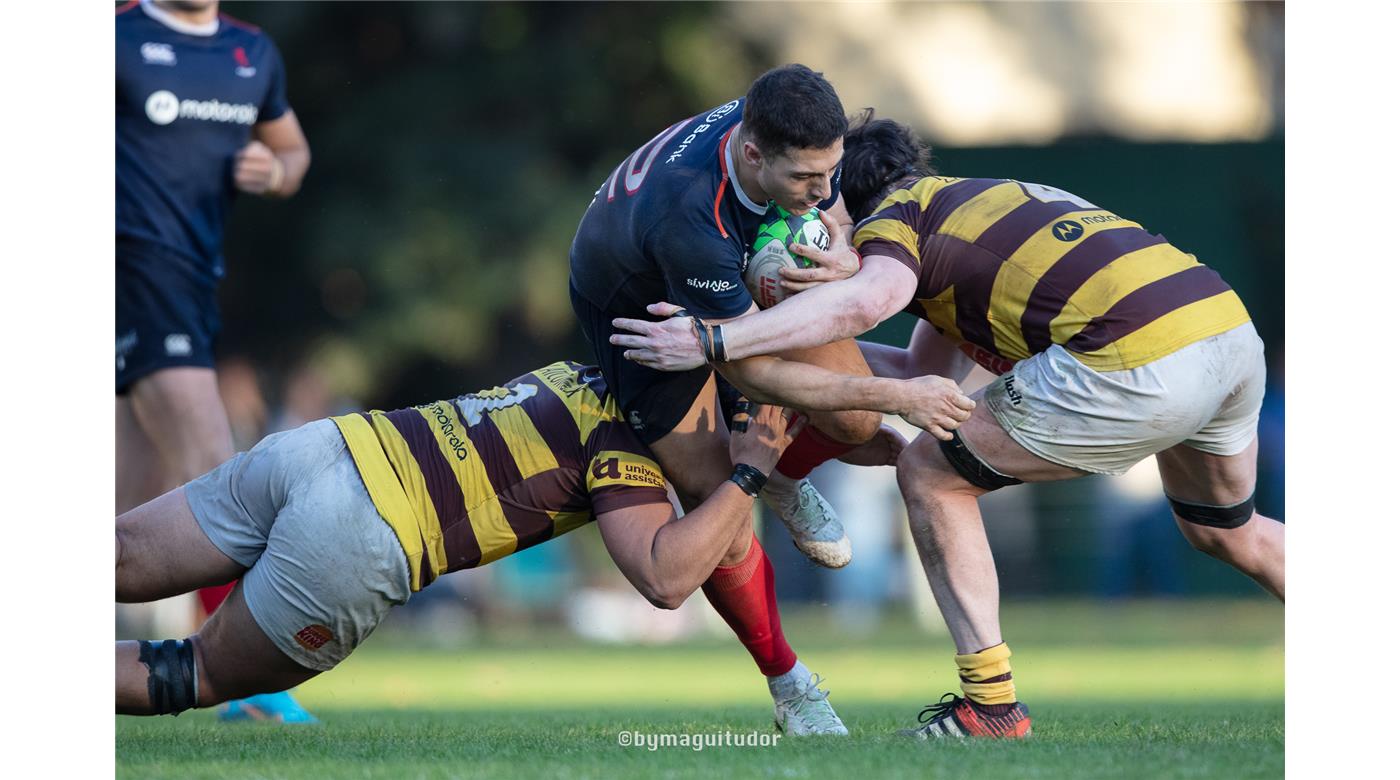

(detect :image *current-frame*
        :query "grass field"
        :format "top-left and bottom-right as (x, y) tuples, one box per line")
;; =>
(116, 599), (1283, 779)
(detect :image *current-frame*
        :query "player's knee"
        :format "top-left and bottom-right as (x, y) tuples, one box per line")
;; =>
(717, 529), (755, 568)
(896, 435), (957, 502)
(136, 638), (202, 715)
(1178, 515), (1260, 564)
(1170, 493), (1258, 560)
(115, 526), (135, 602)
(822, 408), (882, 445)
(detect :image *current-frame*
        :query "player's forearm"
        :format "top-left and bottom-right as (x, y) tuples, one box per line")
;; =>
(645, 483), (755, 607)
(268, 147), (311, 198)
(721, 355), (910, 416)
(723, 277), (883, 360)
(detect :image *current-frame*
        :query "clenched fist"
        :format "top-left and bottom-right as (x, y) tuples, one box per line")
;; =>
(233, 140), (285, 196)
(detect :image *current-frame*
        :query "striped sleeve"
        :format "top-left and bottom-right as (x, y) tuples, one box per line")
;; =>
(853, 199), (923, 275)
(585, 421), (669, 515)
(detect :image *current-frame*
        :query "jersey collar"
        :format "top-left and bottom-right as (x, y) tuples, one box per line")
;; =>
(722, 123), (768, 216)
(141, 0), (219, 37)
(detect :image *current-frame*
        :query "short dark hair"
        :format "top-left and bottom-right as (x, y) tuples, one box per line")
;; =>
(743, 64), (847, 156)
(840, 109), (935, 222)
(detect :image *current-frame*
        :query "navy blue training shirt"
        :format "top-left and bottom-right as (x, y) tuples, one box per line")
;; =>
(116, 0), (289, 282)
(569, 98), (842, 320)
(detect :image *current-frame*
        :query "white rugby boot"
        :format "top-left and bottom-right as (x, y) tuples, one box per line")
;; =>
(770, 666), (849, 736)
(760, 472), (851, 568)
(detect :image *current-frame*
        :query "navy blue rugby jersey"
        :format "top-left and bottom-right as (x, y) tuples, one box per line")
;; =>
(116, 0), (289, 281)
(569, 98), (842, 320)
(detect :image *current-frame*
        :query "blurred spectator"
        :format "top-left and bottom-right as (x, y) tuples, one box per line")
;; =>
(215, 356), (269, 451)
(1091, 466), (1187, 599)
(270, 362), (359, 433)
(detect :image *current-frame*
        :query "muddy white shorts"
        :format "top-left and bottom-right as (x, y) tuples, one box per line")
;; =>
(980, 323), (1266, 476)
(184, 419), (413, 671)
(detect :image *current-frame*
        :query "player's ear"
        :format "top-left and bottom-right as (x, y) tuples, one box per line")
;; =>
(742, 139), (767, 169)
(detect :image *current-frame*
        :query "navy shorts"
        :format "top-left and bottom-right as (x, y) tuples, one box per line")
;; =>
(116, 241), (221, 395)
(570, 284), (739, 445)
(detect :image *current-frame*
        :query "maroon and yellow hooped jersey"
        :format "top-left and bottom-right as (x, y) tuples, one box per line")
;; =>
(332, 362), (667, 591)
(852, 177), (1251, 374)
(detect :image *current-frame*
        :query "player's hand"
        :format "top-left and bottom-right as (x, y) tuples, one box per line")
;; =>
(233, 140), (286, 196)
(780, 209), (860, 291)
(897, 375), (977, 441)
(837, 423), (909, 467)
(729, 403), (806, 476)
(611, 303), (707, 371)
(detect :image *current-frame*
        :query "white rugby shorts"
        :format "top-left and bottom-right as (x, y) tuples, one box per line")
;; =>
(184, 419), (412, 671)
(980, 323), (1266, 476)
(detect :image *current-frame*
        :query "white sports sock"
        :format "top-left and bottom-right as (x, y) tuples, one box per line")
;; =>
(763, 470), (798, 497)
(767, 658), (811, 701)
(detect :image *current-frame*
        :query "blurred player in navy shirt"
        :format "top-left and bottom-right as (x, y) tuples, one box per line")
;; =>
(116, 0), (311, 723)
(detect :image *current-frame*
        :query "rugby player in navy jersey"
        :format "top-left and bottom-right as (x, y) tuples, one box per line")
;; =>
(613, 113), (1284, 739)
(116, 0), (311, 722)
(116, 363), (852, 734)
(570, 66), (969, 734)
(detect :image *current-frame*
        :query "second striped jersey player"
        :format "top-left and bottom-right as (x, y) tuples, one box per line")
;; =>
(115, 361), (853, 735)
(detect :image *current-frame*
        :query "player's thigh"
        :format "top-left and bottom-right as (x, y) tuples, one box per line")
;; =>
(233, 433), (413, 676)
(116, 487), (246, 603)
(896, 389), (1085, 509)
(116, 395), (168, 513)
(648, 372), (733, 508)
(943, 388), (1088, 483)
(1155, 437), (1259, 506)
(128, 366), (235, 475)
(775, 337), (880, 444)
(193, 580), (321, 705)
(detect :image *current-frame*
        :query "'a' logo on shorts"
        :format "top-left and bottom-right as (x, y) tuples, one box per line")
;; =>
(294, 624), (334, 651)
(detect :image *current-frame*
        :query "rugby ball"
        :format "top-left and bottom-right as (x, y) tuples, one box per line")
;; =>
(744, 205), (829, 309)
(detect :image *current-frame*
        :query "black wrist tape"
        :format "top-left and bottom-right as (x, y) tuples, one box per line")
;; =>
(729, 463), (767, 497)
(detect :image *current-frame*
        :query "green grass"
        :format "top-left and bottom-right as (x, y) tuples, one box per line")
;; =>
(116, 599), (1283, 779)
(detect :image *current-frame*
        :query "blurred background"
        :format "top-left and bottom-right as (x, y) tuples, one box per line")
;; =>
(119, 1), (1284, 646)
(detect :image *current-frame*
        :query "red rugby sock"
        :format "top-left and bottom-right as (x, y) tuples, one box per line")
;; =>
(702, 535), (797, 677)
(774, 424), (858, 480)
(197, 581), (236, 618)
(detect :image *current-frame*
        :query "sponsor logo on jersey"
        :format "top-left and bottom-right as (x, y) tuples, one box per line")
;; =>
(144, 90), (260, 126)
(293, 624), (334, 651)
(665, 101), (738, 165)
(959, 342), (1016, 375)
(537, 364), (588, 397)
(140, 42), (176, 66)
(164, 333), (192, 357)
(233, 46), (257, 78)
(1080, 214), (1124, 225)
(421, 401), (470, 460)
(1051, 219), (1084, 242)
(687, 277), (736, 293)
(706, 100), (740, 123)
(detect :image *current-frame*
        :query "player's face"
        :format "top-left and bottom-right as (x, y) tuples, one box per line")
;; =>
(755, 141), (844, 214)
